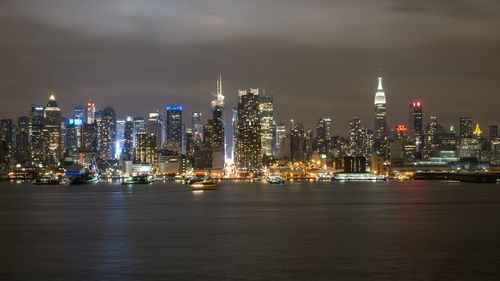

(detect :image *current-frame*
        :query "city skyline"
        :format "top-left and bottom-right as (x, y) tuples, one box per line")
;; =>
(1, 1), (500, 133)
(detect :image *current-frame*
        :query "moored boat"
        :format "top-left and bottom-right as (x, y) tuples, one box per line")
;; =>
(190, 177), (218, 190)
(32, 176), (61, 185)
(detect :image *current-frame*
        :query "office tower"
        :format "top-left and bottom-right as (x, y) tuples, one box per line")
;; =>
(211, 75), (225, 150)
(147, 112), (164, 149)
(74, 106), (85, 120)
(64, 119), (80, 152)
(235, 89), (262, 171)
(203, 119), (214, 148)
(122, 117), (134, 160)
(231, 108), (238, 161)
(395, 124), (409, 141)
(184, 128), (195, 161)
(86, 100), (96, 124)
(81, 122), (97, 152)
(191, 112), (203, 146)
(0, 119), (14, 165)
(259, 94), (275, 156)
(316, 118), (332, 155)
(16, 116), (30, 163)
(115, 117), (126, 159)
(290, 122), (305, 162)
(374, 77), (388, 155)
(166, 105), (183, 149)
(42, 94), (62, 164)
(29, 105), (45, 164)
(135, 132), (158, 165)
(408, 101), (423, 159)
(275, 123), (286, 152)
(491, 139), (500, 165)
(97, 106), (116, 162)
(349, 117), (371, 157)
(460, 116), (473, 139)
(489, 125), (498, 141)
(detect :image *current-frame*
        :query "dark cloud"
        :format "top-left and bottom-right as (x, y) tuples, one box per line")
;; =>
(0, 0), (499, 134)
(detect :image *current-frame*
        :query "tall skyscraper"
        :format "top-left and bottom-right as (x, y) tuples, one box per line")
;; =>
(235, 89), (262, 171)
(115, 117), (126, 158)
(409, 101), (424, 158)
(122, 116), (134, 160)
(460, 116), (473, 139)
(211, 75), (225, 169)
(0, 119), (14, 166)
(259, 94), (275, 156)
(489, 125), (498, 141)
(290, 121), (305, 162)
(211, 76), (225, 147)
(29, 104), (45, 165)
(86, 100), (96, 124)
(191, 112), (203, 146)
(97, 106), (116, 162)
(275, 122), (286, 152)
(166, 105), (183, 150)
(16, 116), (30, 163)
(374, 77), (388, 155)
(135, 132), (158, 166)
(43, 94), (62, 164)
(316, 117), (332, 155)
(147, 111), (164, 149)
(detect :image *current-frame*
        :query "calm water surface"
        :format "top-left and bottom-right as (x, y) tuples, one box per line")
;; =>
(1, 180), (500, 281)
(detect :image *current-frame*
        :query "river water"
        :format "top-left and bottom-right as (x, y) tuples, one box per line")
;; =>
(1, 180), (500, 280)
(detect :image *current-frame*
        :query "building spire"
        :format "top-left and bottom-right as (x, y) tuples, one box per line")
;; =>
(377, 77), (383, 90)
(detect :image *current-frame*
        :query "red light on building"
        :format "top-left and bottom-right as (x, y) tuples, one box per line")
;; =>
(395, 124), (408, 133)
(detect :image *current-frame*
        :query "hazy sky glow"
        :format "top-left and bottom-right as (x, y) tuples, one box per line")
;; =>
(1, 0), (499, 133)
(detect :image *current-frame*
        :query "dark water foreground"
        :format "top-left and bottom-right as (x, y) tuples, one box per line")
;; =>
(1, 180), (500, 281)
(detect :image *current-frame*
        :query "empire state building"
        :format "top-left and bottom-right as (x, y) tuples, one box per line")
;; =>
(374, 77), (388, 155)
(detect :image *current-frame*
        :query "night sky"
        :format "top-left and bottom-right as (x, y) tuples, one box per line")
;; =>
(0, 0), (499, 134)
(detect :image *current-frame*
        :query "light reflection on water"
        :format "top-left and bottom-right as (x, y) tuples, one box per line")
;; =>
(1, 180), (500, 281)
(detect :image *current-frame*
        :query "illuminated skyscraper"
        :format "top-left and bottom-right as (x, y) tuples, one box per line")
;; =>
(16, 116), (30, 163)
(409, 101), (423, 158)
(211, 75), (225, 150)
(29, 104), (44, 164)
(316, 117), (332, 155)
(235, 89), (262, 171)
(86, 100), (96, 124)
(460, 116), (473, 139)
(147, 111), (164, 149)
(259, 94), (275, 156)
(135, 132), (158, 166)
(97, 106), (116, 162)
(275, 123), (286, 152)
(122, 116), (134, 160)
(0, 119), (14, 165)
(166, 105), (183, 150)
(191, 112), (203, 146)
(489, 125), (498, 142)
(374, 77), (388, 155)
(43, 94), (62, 164)
(211, 75), (225, 169)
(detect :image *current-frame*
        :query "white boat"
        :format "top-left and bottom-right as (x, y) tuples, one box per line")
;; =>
(190, 179), (218, 190)
(266, 176), (285, 184)
(442, 180), (460, 183)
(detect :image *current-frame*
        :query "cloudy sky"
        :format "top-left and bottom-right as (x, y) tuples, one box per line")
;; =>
(0, 0), (499, 134)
